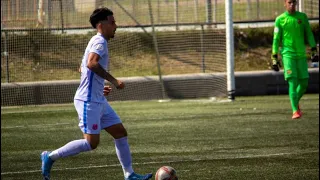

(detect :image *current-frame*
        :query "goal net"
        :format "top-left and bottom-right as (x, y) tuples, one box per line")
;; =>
(1, 0), (318, 106)
(298, 0), (319, 19)
(1, 0), (229, 106)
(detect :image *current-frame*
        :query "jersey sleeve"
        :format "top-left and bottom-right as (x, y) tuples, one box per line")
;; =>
(303, 13), (316, 48)
(89, 39), (106, 58)
(272, 17), (282, 54)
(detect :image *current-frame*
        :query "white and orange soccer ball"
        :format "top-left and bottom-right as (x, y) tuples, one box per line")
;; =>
(155, 166), (178, 180)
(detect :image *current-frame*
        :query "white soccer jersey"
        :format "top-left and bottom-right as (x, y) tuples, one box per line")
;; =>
(74, 33), (109, 103)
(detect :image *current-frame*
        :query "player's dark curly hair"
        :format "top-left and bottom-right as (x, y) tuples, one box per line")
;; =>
(89, 7), (113, 29)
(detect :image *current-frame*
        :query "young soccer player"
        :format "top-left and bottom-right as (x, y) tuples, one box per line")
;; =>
(40, 7), (153, 180)
(271, 0), (318, 119)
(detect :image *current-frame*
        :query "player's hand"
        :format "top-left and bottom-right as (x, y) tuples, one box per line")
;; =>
(311, 47), (319, 62)
(271, 54), (281, 72)
(103, 85), (112, 96)
(116, 80), (125, 89)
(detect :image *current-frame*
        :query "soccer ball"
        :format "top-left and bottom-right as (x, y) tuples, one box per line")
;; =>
(155, 166), (178, 180)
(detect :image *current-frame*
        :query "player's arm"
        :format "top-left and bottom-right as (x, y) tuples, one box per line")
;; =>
(303, 14), (316, 48)
(272, 18), (282, 55)
(271, 17), (282, 71)
(303, 14), (318, 62)
(87, 52), (124, 89)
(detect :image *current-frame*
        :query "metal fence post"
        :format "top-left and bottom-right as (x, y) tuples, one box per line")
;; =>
(194, 0), (199, 22)
(148, 0), (166, 100)
(157, 0), (160, 23)
(246, 0), (252, 20)
(206, 0), (212, 24)
(214, 0), (217, 22)
(310, 0), (313, 17)
(256, 0), (260, 19)
(132, 0), (136, 16)
(200, 25), (205, 73)
(298, 0), (304, 12)
(174, 0), (179, 30)
(48, 0), (52, 28)
(3, 31), (10, 83)
(59, 0), (64, 33)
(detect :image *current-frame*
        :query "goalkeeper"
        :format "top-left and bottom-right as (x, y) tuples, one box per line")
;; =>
(271, 0), (318, 119)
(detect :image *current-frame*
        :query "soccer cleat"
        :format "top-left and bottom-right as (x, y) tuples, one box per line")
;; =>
(292, 111), (301, 119)
(298, 105), (302, 115)
(41, 151), (54, 180)
(125, 172), (153, 180)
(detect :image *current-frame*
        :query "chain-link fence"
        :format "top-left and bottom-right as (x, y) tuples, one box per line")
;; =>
(1, 0), (319, 105)
(2, 0), (319, 29)
(1, 0), (318, 82)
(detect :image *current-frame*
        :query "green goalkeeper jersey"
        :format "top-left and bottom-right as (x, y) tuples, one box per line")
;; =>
(272, 11), (316, 57)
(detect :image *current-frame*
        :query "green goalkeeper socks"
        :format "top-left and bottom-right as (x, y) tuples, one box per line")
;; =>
(287, 78), (309, 113)
(296, 78), (308, 103)
(287, 77), (299, 113)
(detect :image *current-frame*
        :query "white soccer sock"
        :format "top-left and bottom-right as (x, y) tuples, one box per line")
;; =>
(114, 136), (134, 178)
(49, 139), (92, 161)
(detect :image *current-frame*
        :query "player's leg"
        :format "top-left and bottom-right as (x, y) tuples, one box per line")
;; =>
(102, 102), (152, 180)
(297, 79), (309, 100)
(47, 133), (98, 159)
(105, 124), (133, 177)
(41, 100), (102, 179)
(282, 56), (300, 119)
(287, 77), (300, 116)
(49, 100), (103, 158)
(296, 78), (308, 113)
(296, 56), (310, 114)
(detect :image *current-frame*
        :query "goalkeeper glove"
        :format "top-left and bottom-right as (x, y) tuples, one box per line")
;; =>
(271, 54), (281, 72)
(311, 47), (318, 62)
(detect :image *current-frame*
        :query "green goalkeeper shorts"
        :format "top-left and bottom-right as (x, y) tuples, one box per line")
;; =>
(282, 56), (309, 80)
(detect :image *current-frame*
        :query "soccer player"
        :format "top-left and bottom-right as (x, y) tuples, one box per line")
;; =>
(271, 0), (318, 119)
(40, 7), (153, 180)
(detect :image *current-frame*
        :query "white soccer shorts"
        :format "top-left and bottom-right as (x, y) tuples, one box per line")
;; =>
(74, 99), (122, 134)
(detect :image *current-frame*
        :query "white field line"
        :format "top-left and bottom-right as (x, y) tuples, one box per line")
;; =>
(1, 123), (72, 129)
(1, 109), (73, 114)
(1, 150), (318, 175)
(0, 109), (306, 129)
(0, 114), (218, 129)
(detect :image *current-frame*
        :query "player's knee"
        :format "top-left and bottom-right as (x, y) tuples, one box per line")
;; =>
(122, 128), (128, 137)
(89, 141), (99, 149)
(105, 123), (128, 139)
(84, 134), (100, 150)
(301, 79), (309, 87)
(113, 128), (128, 139)
(120, 126), (128, 137)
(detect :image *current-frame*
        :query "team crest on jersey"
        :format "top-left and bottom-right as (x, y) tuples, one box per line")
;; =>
(95, 44), (104, 51)
(297, 19), (302, 24)
(92, 124), (98, 130)
(287, 69), (292, 75)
